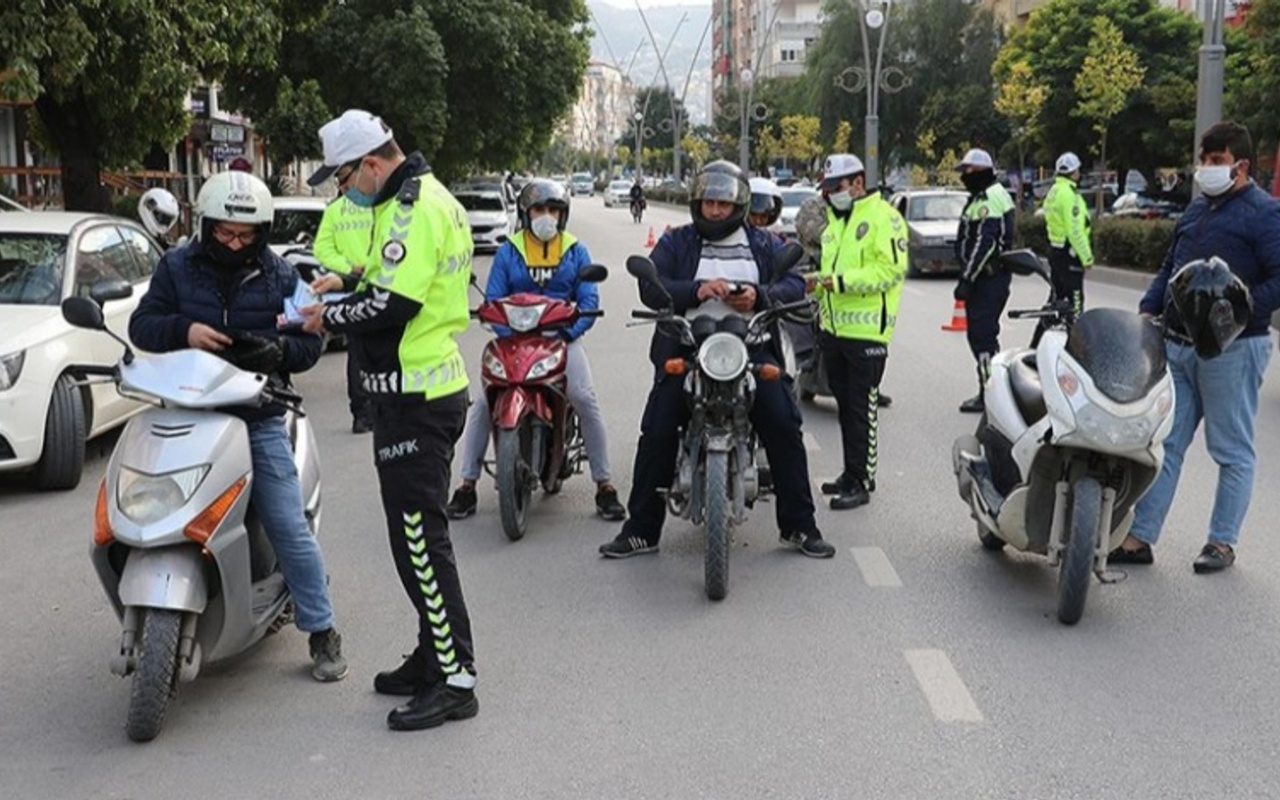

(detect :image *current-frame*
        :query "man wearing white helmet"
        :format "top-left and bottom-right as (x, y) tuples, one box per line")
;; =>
(1043, 151), (1093, 321)
(747, 176), (784, 231)
(953, 148), (1016, 413)
(129, 171), (348, 684)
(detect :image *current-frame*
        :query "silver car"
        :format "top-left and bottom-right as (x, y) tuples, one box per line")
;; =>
(888, 189), (968, 277)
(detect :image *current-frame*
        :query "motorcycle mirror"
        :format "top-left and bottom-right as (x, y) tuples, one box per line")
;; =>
(626, 255), (661, 284)
(999, 249), (1049, 280)
(776, 242), (806, 273)
(579, 263), (609, 283)
(90, 277), (134, 305)
(61, 296), (106, 330)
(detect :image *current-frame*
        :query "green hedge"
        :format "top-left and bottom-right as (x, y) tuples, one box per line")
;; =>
(1016, 214), (1175, 272)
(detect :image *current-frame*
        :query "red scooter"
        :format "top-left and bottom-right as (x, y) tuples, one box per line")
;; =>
(474, 264), (607, 540)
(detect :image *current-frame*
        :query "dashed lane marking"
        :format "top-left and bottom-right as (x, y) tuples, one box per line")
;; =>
(851, 546), (902, 587)
(904, 649), (984, 723)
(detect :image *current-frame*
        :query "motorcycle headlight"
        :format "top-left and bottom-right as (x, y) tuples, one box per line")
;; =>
(697, 332), (749, 381)
(1074, 404), (1157, 450)
(482, 348), (507, 380)
(0, 350), (25, 391)
(117, 465), (210, 525)
(504, 302), (547, 333)
(527, 350), (564, 380)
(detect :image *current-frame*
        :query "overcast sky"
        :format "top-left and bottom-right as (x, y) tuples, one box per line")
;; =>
(606, 0), (712, 7)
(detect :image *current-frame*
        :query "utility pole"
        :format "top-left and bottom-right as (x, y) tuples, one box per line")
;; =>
(1193, 0), (1226, 175)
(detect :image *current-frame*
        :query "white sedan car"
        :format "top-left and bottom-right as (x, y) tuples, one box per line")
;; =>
(268, 196), (329, 256)
(454, 190), (515, 253)
(603, 180), (633, 208)
(0, 212), (161, 489)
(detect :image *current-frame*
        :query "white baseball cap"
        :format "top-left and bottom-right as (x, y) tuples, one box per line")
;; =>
(307, 109), (395, 187)
(958, 148), (994, 170)
(819, 153), (865, 190)
(1055, 152), (1082, 175)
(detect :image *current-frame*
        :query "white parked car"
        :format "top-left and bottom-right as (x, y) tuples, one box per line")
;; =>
(604, 180), (633, 208)
(268, 196), (330, 256)
(777, 187), (819, 241)
(453, 190), (515, 253)
(0, 212), (162, 489)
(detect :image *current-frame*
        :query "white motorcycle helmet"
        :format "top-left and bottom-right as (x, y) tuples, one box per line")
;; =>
(194, 171), (275, 245)
(138, 187), (180, 239)
(748, 177), (784, 226)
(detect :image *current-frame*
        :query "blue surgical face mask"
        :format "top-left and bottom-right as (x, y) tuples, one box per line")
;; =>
(344, 164), (378, 208)
(530, 214), (560, 242)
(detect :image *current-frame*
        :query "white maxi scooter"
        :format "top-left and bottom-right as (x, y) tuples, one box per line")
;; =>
(952, 250), (1174, 625)
(62, 286), (321, 742)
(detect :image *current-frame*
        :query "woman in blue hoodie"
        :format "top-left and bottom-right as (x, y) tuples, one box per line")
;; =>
(445, 180), (625, 521)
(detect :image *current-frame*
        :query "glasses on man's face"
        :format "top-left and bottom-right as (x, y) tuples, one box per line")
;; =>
(335, 159), (364, 191)
(212, 225), (258, 246)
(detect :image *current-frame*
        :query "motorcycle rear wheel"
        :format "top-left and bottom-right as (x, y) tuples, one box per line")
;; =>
(705, 450), (731, 601)
(497, 425), (532, 541)
(126, 608), (183, 742)
(1058, 477), (1101, 625)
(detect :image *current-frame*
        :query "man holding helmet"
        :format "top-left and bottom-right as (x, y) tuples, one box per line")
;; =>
(599, 160), (832, 559)
(128, 171), (348, 683)
(445, 179), (626, 522)
(1111, 121), (1280, 572)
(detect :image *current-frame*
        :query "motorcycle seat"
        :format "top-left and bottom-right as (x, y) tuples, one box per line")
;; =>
(1010, 354), (1046, 424)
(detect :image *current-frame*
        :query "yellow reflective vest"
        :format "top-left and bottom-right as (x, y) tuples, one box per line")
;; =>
(1043, 175), (1093, 266)
(816, 193), (908, 344)
(314, 195), (374, 275)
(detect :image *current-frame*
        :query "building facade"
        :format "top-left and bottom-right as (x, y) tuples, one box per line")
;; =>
(565, 60), (635, 156)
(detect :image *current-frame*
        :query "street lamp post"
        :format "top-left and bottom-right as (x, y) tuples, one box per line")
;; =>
(1193, 0), (1227, 173)
(738, 67), (754, 174)
(854, 0), (892, 189)
(633, 111), (645, 181)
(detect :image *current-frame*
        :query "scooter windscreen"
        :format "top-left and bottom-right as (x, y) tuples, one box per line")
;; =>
(1064, 308), (1167, 403)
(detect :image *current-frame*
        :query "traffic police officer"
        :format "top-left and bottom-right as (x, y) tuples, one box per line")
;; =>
(810, 153), (907, 510)
(301, 109), (479, 732)
(1042, 151), (1093, 320)
(312, 194), (375, 433)
(953, 148), (1016, 413)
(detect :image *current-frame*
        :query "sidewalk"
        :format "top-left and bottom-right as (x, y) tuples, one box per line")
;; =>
(1086, 264), (1154, 292)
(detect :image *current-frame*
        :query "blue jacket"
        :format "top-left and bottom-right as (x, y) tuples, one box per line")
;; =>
(129, 241), (323, 419)
(640, 222), (804, 368)
(1139, 182), (1280, 339)
(486, 231), (598, 342)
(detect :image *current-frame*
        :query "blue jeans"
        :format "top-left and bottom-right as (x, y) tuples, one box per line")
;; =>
(248, 418), (335, 632)
(1131, 336), (1272, 548)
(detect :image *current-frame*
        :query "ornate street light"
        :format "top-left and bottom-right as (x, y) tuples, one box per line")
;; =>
(833, 0), (910, 189)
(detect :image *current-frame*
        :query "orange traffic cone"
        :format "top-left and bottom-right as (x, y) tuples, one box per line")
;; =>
(941, 299), (968, 332)
(645, 226), (656, 247)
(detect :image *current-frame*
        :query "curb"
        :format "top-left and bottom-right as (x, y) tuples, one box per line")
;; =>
(1085, 265), (1154, 292)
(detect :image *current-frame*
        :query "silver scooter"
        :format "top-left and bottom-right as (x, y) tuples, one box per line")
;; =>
(62, 285), (321, 742)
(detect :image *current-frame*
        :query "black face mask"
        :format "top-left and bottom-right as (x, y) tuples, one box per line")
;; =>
(961, 169), (997, 196)
(204, 237), (259, 270)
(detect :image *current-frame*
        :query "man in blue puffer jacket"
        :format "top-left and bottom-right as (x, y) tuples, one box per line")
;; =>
(129, 172), (347, 681)
(1109, 122), (1280, 573)
(445, 179), (626, 521)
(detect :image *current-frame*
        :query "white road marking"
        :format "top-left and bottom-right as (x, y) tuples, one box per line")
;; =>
(904, 649), (984, 723)
(850, 546), (902, 587)
(902, 284), (927, 297)
(803, 431), (821, 452)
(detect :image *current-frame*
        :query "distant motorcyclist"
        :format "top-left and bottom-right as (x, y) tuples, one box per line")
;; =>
(599, 160), (834, 560)
(629, 179), (646, 220)
(128, 171), (348, 683)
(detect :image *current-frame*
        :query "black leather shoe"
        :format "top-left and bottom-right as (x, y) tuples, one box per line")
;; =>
(877, 393), (893, 408)
(1107, 543), (1153, 565)
(830, 486), (870, 510)
(351, 415), (373, 434)
(374, 650), (435, 696)
(959, 395), (985, 413)
(387, 684), (479, 731)
(821, 475), (852, 495)
(1193, 543), (1235, 573)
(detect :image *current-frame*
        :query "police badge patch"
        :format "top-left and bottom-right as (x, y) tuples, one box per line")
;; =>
(382, 240), (406, 264)
(856, 222), (870, 240)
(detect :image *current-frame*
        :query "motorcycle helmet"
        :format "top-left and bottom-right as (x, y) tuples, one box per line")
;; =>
(748, 177), (783, 227)
(516, 179), (571, 232)
(688, 160), (750, 241)
(194, 171), (274, 247)
(138, 188), (180, 238)
(1167, 256), (1252, 359)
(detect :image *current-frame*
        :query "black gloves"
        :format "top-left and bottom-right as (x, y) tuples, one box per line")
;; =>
(223, 331), (285, 374)
(953, 280), (972, 302)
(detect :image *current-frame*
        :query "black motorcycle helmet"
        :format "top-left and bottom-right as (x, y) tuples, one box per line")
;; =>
(1166, 256), (1252, 359)
(517, 179), (571, 231)
(688, 160), (750, 241)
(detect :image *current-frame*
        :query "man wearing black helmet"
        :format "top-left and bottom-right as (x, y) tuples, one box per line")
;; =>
(1111, 121), (1280, 573)
(599, 160), (833, 560)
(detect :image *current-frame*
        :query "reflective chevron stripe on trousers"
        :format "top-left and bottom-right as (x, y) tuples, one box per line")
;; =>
(371, 390), (476, 685)
(820, 332), (887, 490)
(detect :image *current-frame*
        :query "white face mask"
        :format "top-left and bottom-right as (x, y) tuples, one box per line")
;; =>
(828, 190), (853, 212)
(1195, 163), (1236, 197)
(530, 214), (560, 242)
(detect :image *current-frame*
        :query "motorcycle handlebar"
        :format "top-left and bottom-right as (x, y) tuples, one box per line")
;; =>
(1008, 308), (1059, 320)
(631, 309), (668, 320)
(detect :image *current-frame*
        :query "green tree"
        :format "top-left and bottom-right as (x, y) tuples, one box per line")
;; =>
(0, 1), (314, 210)
(832, 120), (853, 154)
(778, 115), (824, 173)
(994, 60), (1047, 178)
(680, 134), (710, 171)
(1224, 0), (1280, 160)
(1073, 16), (1145, 211)
(254, 78), (330, 167)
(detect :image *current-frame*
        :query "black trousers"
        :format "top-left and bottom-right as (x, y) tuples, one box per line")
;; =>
(371, 390), (474, 680)
(621, 354), (819, 542)
(820, 333), (887, 488)
(346, 347), (370, 420)
(1049, 247), (1085, 321)
(965, 269), (1012, 360)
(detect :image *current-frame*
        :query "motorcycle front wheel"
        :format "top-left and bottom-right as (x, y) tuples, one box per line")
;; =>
(496, 425), (533, 541)
(1058, 476), (1101, 625)
(705, 450), (731, 601)
(126, 608), (183, 742)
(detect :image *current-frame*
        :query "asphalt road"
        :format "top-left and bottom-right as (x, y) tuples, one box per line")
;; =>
(4, 198), (1280, 799)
